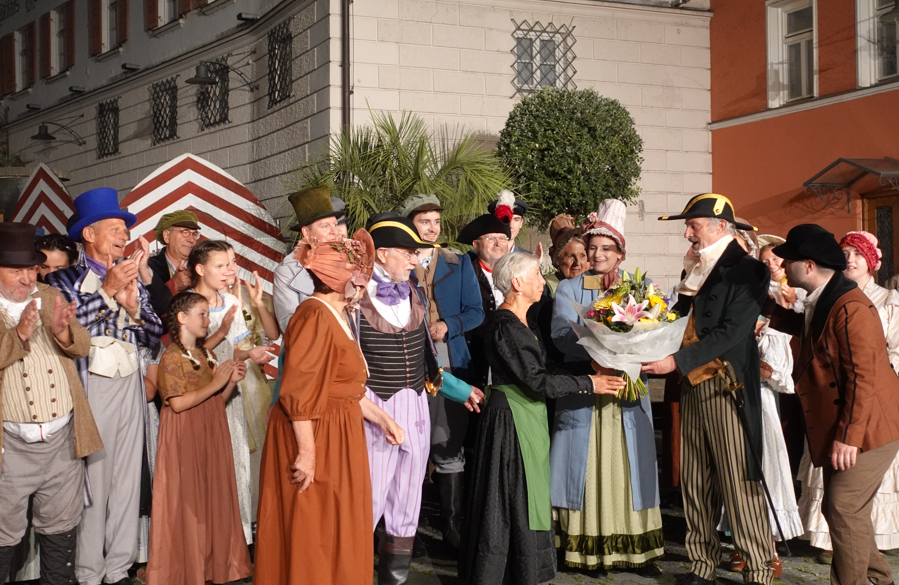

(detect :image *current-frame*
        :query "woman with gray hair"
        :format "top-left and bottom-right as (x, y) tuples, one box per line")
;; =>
(459, 252), (626, 585)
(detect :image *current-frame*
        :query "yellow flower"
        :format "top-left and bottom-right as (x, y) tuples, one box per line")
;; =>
(666, 312), (677, 322)
(594, 293), (624, 311)
(648, 295), (666, 312)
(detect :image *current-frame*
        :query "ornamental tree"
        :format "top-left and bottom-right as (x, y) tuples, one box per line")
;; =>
(496, 87), (643, 230)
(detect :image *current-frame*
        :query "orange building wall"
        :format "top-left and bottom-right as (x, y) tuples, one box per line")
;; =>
(817, 0), (857, 96)
(711, 89), (899, 239)
(710, 0), (857, 122)
(710, 0), (768, 121)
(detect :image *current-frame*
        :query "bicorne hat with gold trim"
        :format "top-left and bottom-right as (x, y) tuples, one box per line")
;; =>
(659, 193), (755, 231)
(367, 213), (440, 249)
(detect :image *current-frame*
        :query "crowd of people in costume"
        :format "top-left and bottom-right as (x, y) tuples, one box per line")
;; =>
(0, 184), (898, 585)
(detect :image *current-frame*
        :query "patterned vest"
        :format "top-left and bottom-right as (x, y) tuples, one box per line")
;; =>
(359, 309), (428, 401)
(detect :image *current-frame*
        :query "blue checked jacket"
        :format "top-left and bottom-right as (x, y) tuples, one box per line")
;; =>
(47, 254), (163, 375)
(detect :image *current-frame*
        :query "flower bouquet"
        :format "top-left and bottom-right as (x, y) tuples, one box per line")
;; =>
(569, 268), (690, 400)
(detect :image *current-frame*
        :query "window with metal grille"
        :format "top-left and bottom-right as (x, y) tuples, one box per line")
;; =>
(151, 77), (178, 144)
(0, 0), (19, 23)
(268, 18), (292, 108)
(96, 97), (120, 158)
(197, 60), (229, 130)
(511, 20), (576, 96)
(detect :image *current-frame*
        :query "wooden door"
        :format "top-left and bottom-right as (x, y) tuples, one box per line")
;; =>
(864, 194), (899, 284)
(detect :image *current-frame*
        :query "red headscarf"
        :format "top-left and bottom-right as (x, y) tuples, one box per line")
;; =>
(839, 231), (882, 274)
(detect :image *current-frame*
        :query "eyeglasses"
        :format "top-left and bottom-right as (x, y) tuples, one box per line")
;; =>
(393, 249), (420, 261)
(478, 235), (510, 245)
(172, 228), (201, 241)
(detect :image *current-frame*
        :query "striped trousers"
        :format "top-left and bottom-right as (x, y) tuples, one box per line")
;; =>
(681, 377), (774, 585)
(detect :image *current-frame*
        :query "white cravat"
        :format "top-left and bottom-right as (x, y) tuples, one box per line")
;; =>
(802, 278), (831, 334)
(0, 288), (40, 322)
(676, 235), (734, 296)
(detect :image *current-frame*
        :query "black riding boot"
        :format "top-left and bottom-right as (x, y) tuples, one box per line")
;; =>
(37, 527), (77, 585)
(377, 533), (414, 585)
(0, 544), (15, 584)
(436, 472), (464, 550)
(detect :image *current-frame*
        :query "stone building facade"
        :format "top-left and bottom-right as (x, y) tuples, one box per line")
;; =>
(0, 0), (711, 289)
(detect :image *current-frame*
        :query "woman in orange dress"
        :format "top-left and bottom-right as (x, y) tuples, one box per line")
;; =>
(146, 292), (252, 585)
(255, 229), (405, 585)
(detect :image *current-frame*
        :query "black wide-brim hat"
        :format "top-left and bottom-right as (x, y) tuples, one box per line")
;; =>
(288, 185), (341, 231)
(772, 224), (847, 271)
(659, 193), (755, 231)
(368, 215), (439, 249)
(0, 223), (46, 267)
(457, 214), (512, 246)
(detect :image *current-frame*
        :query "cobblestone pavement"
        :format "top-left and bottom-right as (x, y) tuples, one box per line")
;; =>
(403, 493), (899, 585)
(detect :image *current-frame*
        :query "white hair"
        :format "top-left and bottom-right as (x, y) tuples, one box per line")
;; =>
(493, 252), (539, 296)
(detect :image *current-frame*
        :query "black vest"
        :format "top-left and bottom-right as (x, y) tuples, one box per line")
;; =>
(359, 311), (428, 401)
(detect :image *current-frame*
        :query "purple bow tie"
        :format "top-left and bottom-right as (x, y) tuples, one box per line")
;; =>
(372, 272), (411, 306)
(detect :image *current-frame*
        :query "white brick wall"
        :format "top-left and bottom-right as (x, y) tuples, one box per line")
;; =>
(348, 0), (711, 290)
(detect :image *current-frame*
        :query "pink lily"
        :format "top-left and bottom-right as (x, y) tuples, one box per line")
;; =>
(610, 295), (653, 326)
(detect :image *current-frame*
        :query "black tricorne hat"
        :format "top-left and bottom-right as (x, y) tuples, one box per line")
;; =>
(772, 224), (847, 271)
(367, 214), (439, 249)
(457, 214), (512, 246)
(1, 223), (46, 267)
(659, 193), (755, 231)
(488, 195), (528, 217)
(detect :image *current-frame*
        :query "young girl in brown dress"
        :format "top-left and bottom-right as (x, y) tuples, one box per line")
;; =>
(145, 292), (252, 585)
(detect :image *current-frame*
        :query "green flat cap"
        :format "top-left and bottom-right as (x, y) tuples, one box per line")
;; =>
(154, 210), (200, 243)
(400, 193), (443, 218)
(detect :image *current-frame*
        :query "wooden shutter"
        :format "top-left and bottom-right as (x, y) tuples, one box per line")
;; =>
(145, 0), (158, 31)
(1, 34), (14, 95)
(39, 12), (51, 78)
(64, 1), (75, 67)
(88, 0), (101, 56)
(117, 0), (128, 44)
(179, 0), (190, 16)
(24, 22), (35, 87)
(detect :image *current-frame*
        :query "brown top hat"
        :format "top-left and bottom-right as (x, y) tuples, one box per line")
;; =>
(0, 223), (46, 267)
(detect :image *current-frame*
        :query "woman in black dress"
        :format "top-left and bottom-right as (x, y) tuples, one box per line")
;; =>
(458, 252), (626, 585)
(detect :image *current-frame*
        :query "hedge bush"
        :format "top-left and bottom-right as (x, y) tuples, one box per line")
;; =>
(496, 87), (643, 230)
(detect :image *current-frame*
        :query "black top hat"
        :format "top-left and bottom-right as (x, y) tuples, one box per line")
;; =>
(457, 214), (512, 246)
(659, 193), (755, 231)
(0, 223), (46, 267)
(368, 214), (439, 249)
(772, 224), (847, 271)
(488, 196), (529, 217)
(288, 186), (340, 231)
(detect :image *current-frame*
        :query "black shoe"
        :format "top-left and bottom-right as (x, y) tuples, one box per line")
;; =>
(636, 563), (663, 577)
(581, 565), (607, 579)
(435, 472), (464, 551)
(681, 573), (716, 585)
(377, 534), (415, 585)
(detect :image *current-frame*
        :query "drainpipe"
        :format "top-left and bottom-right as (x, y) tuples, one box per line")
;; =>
(341, 0), (351, 132)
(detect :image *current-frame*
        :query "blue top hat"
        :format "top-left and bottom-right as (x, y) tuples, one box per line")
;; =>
(68, 188), (137, 243)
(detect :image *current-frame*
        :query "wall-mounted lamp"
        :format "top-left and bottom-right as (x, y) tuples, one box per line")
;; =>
(26, 104), (42, 111)
(186, 60), (258, 91)
(121, 63), (141, 72)
(237, 13), (259, 22)
(68, 86), (86, 94)
(30, 114), (86, 146)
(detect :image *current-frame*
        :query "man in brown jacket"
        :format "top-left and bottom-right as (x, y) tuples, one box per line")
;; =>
(0, 223), (100, 585)
(768, 224), (899, 585)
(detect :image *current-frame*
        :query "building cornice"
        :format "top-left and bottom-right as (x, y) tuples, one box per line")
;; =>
(709, 80), (899, 131)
